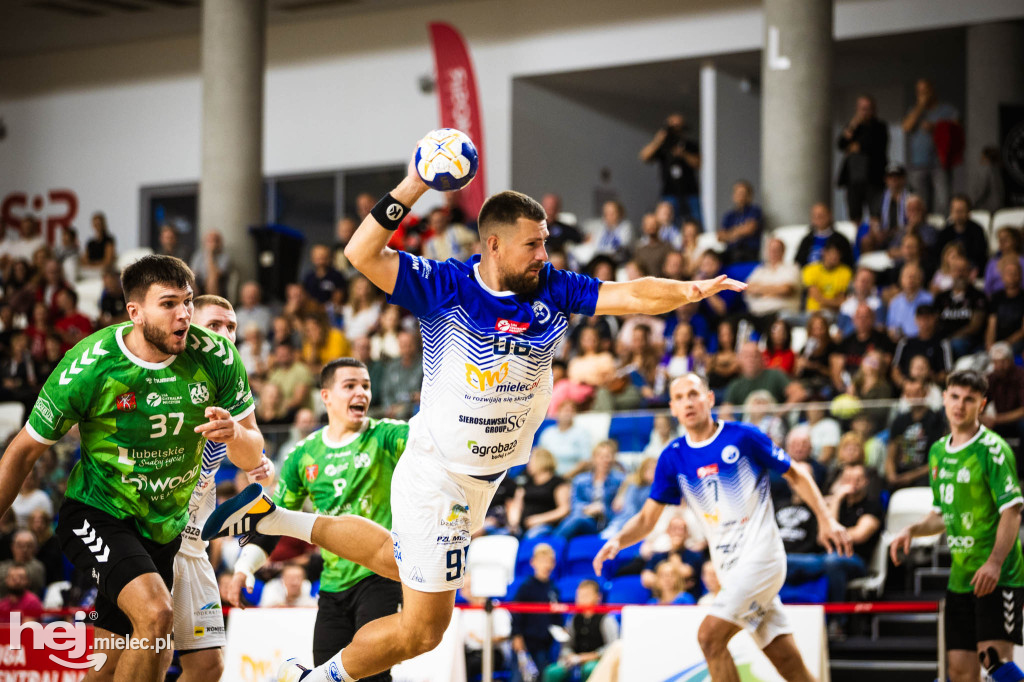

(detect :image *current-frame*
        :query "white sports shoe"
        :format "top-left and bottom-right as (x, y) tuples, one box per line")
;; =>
(277, 658), (312, 682)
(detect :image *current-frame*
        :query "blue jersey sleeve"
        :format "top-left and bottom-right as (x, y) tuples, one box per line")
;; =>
(386, 251), (456, 317)
(649, 443), (682, 505)
(544, 265), (601, 317)
(742, 424), (792, 474)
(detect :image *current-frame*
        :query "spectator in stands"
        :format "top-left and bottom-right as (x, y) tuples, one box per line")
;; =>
(693, 250), (743, 329)
(551, 327), (616, 414)
(679, 219), (703, 278)
(556, 440), (625, 540)
(423, 207), (478, 263)
(882, 231), (932, 295)
(642, 415), (679, 459)
(342, 276), (381, 342)
(896, 197), (941, 266)
(53, 289), (93, 347)
(886, 379), (945, 490)
(302, 243), (348, 305)
(26, 510), (61, 587)
(190, 230), (232, 296)
(98, 267), (128, 327)
(648, 560), (696, 607)
(707, 320), (740, 394)
(934, 257), (987, 358)
(971, 146), (1006, 213)
(717, 180), (763, 263)
(833, 272), (884, 341)
(508, 448), (570, 539)
(982, 343), (1024, 453)
(0, 331), (38, 419)
(724, 341), (789, 408)
(24, 302), (54, 362)
(539, 402), (592, 472)
(762, 319), (796, 376)
(826, 464), (883, 600)
(11, 467), (52, 528)
(511, 543), (561, 681)
(604, 457), (657, 540)
(986, 259), (1024, 353)
(235, 281), (273, 336)
(937, 195), (988, 276)
(238, 324), (270, 378)
(542, 580), (619, 682)
(591, 200), (633, 262)
(845, 350), (894, 434)
(744, 237), (802, 328)
(379, 329), (423, 419)
(301, 313), (353, 372)
(902, 354), (945, 413)
(929, 242), (968, 296)
(157, 223), (190, 262)
(633, 213), (668, 277)
(460, 572), (512, 679)
(833, 304), (894, 391)
(34, 259), (73, 317)
(541, 193), (584, 253)
(802, 237), (851, 315)
(697, 561), (721, 606)
(837, 95), (889, 223)
(742, 390), (788, 447)
(655, 322), (708, 397)
(80, 211), (115, 269)
(53, 226), (80, 281)
(260, 563), (318, 608)
(867, 164), (910, 252)
(775, 463), (821, 565)
(902, 78), (958, 213)
(332, 215), (359, 278)
(7, 217), (46, 264)
(805, 402), (842, 465)
(886, 263), (933, 341)
(796, 203), (854, 268)
(640, 113), (702, 223)
(652, 201), (682, 250)
(266, 341), (315, 414)
(0, 565), (43, 622)
(795, 313), (841, 396)
(368, 304), (402, 361)
(987, 227), (1024, 298)
(0, 530), (45, 597)
(34, 334), (64, 384)
(892, 305), (952, 388)
(255, 382), (291, 427)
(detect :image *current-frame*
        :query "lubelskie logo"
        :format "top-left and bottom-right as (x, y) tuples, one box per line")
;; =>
(116, 392), (136, 412)
(8, 610), (106, 671)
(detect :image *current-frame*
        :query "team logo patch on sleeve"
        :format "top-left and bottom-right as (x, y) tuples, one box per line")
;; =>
(116, 393), (136, 412)
(305, 464), (319, 482)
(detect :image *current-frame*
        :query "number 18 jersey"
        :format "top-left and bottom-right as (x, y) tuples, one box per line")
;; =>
(929, 427), (1024, 593)
(386, 252), (600, 475)
(26, 323), (255, 544)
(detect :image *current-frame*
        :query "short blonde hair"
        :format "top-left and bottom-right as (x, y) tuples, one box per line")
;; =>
(530, 448), (557, 475)
(532, 543), (556, 560)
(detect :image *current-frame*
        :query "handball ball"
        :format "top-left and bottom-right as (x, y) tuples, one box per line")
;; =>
(414, 128), (479, 192)
(830, 394), (862, 419)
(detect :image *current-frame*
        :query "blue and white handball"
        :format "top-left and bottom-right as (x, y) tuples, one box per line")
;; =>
(414, 128), (479, 192)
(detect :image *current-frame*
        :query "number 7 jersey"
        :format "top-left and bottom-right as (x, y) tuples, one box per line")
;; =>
(929, 426), (1024, 593)
(26, 323), (255, 545)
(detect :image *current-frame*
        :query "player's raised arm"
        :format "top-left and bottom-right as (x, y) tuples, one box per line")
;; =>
(344, 160), (430, 295)
(593, 274), (746, 316)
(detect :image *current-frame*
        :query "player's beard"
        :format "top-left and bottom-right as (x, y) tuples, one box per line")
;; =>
(500, 265), (542, 296)
(141, 319), (184, 356)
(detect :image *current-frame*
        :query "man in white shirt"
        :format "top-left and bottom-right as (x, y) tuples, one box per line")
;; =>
(744, 238), (801, 329)
(538, 401), (592, 472)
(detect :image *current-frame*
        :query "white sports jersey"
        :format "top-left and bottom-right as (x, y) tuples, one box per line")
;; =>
(178, 440), (227, 558)
(387, 253), (600, 475)
(650, 421), (792, 575)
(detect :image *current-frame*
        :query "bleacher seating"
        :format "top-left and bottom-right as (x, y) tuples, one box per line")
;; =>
(563, 534), (606, 578)
(515, 534), (567, 581)
(604, 575), (651, 604)
(555, 575), (587, 602)
(780, 575), (829, 604)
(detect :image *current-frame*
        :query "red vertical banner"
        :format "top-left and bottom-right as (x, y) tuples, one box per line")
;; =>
(428, 22), (486, 220)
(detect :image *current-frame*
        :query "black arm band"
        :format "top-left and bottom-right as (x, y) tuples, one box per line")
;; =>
(370, 193), (411, 231)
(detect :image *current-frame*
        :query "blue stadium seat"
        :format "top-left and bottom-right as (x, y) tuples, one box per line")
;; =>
(604, 575), (651, 604)
(556, 575), (587, 602)
(779, 575), (828, 604)
(607, 542), (641, 577)
(532, 419), (556, 446)
(723, 261), (759, 283)
(504, 575), (528, 602)
(310, 580), (320, 597)
(242, 578), (264, 606)
(564, 534), (605, 578)
(515, 534), (566, 580)
(608, 414), (655, 453)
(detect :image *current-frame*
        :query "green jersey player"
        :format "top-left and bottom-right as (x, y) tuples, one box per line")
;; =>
(0, 256), (263, 682)
(891, 369), (1024, 682)
(227, 358), (407, 681)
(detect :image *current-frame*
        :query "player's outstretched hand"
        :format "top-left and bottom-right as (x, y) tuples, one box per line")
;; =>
(971, 558), (1001, 597)
(593, 538), (620, 577)
(194, 406), (239, 443)
(820, 518), (853, 557)
(227, 571), (254, 608)
(246, 455), (275, 484)
(889, 528), (913, 566)
(685, 275), (747, 304)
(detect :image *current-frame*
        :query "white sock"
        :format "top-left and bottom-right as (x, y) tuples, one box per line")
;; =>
(255, 507), (316, 544)
(311, 650), (357, 682)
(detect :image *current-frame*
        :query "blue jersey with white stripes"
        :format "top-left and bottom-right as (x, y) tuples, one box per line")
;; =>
(179, 440), (228, 558)
(387, 252), (600, 474)
(650, 421), (791, 573)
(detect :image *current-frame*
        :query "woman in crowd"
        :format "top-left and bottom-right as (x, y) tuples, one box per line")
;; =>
(556, 441), (624, 540)
(603, 457), (657, 539)
(762, 318), (796, 375)
(794, 313), (840, 396)
(846, 349), (894, 434)
(343, 275), (382, 342)
(80, 212), (116, 269)
(929, 241), (967, 295)
(370, 304), (403, 360)
(985, 226), (1024, 297)
(647, 560), (696, 606)
(654, 322), (707, 397)
(507, 448), (571, 539)
(742, 390), (787, 447)
(706, 320), (740, 396)
(550, 326), (616, 414)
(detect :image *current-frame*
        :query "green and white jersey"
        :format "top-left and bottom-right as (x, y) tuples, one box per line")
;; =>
(929, 426), (1024, 593)
(273, 418), (408, 593)
(26, 323), (254, 545)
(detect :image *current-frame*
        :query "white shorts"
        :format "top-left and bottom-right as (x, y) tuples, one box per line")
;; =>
(710, 554), (791, 650)
(172, 553), (226, 651)
(390, 443), (504, 593)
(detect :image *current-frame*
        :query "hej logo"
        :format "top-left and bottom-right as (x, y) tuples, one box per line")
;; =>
(8, 610), (106, 670)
